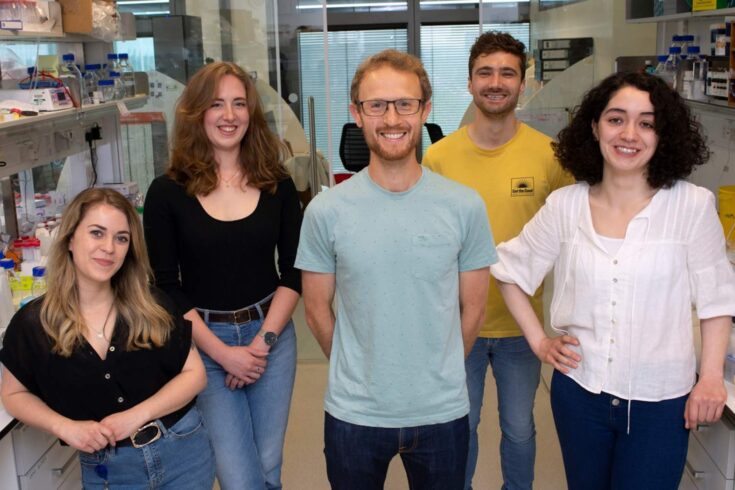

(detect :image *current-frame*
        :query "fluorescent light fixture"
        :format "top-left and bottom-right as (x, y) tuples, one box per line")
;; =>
(297, 0), (527, 8)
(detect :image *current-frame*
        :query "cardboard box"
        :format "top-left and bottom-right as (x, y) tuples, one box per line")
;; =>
(692, 0), (732, 11)
(58, 0), (115, 34)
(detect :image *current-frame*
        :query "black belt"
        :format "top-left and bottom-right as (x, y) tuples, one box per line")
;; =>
(198, 298), (271, 324)
(116, 403), (193, 448)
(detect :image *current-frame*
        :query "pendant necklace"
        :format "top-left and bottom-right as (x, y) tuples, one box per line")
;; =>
(88, 303), (115, 340)
(220, 169), (241, 188)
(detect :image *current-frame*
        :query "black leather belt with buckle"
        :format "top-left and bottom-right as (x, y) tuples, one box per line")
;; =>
(115, 404), (191, 448)
(199, 299), (272, 324)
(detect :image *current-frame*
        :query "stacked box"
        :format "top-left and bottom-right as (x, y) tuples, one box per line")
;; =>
(535, 38), (593, 82)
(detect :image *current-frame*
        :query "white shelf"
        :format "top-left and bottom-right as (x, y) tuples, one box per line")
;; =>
(627, 7), (735, 23)
(0, 95), (147, 133)
(0, 30), (115, 44)
(0, 95), (148, 179)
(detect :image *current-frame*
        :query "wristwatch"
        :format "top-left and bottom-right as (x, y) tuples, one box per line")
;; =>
(258, 330), (278, 346)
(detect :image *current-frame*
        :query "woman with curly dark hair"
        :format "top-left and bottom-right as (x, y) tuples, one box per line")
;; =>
(143, 62), (301, 489)
(491, 72), (735, 489)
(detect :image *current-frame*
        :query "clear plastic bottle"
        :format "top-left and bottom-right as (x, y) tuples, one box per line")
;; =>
(664, 46), (682, 89)
(0, 258), (21, 308)
(31, 266), (46, 298)
(109, 71), (125, 100)
(83, 63), (101, 105)
(60, 53), (84, 107)
(118, 53), (136, 98)
(680, 35), (695, 58)
(98, 79), (115, 103)
(0, 258), (15, 328)
(106, 53), (120, 76)
(654, 55), (674, 87)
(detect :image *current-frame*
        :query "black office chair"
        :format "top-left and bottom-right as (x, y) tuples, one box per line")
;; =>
(339, 123), (371, 172)
(424, 122), (444, 143)
(338, 122), (446, 173)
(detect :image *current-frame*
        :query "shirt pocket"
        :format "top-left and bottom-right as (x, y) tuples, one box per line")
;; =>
(411, 234), (457, 281)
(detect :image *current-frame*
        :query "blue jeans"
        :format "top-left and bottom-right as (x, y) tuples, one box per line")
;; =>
(551, 370), (689, 490)
(464, 336), (541, 490)
(197, 317), (296, 490)
(79, 407), (215, 489)
(324, 412), (469, 490)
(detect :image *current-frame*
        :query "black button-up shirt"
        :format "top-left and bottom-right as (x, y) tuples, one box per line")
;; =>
(0, 290), (192, 422)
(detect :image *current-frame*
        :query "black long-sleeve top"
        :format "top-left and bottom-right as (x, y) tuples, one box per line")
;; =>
(143, 175), (302, 312)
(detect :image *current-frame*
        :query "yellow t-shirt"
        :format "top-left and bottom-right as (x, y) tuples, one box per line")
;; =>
(423, 123), (574, 338)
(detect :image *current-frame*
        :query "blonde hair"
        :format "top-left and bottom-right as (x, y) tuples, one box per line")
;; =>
(41, 188), (172, 357)
(350, 49), (432, 105)
(167, 62), (289, 196)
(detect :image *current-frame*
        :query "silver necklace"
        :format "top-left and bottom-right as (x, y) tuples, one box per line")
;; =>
(88, 303), (115, 340)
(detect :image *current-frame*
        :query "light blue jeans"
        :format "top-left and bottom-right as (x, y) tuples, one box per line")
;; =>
(197, 317), (297, 490)
(464, 336), (541, 490)
(79, 407), (215, 489)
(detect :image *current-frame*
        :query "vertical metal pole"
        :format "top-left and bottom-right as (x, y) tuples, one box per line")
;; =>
(308, 96), (320, 195)
(321, 0), (334, 186)
(479, 0), (484, 34)
(273, 0), (284, 140)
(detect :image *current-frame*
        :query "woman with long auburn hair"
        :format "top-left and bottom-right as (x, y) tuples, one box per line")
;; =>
(144, 61), (302, 489)
(1, 188), (214, 489)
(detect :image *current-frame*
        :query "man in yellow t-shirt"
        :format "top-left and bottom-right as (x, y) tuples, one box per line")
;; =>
(423, 31), (573, 490)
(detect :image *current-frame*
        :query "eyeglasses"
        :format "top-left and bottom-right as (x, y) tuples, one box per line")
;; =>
(358, 99), (424, 116)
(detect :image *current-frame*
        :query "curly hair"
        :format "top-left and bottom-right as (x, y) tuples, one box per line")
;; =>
(469, 31), (527, 80)
(350, 49), (432, 105)
(553, 72), (709, 188)
(41, 188), (172, 357)
(167, 62), (289, 196)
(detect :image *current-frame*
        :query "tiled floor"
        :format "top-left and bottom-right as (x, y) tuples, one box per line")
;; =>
(280, 361), (567, 489)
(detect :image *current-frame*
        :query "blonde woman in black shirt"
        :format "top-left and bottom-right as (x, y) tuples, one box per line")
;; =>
(144, 61), (301, 489)
(1, 188), (215, 489)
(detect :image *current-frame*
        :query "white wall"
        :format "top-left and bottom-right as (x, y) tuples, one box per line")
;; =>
(185, 0), (223, 63)
(530, 0), (656, 81)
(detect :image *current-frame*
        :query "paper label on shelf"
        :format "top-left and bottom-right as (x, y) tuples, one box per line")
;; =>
(116, 101), (130, 117)
(0, 20), (23, 30)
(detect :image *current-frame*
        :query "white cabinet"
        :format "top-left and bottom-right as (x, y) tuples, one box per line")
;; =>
(0, 431), (19, 490)
(681, 413), (735, 490)
(7, 423), (80, 490)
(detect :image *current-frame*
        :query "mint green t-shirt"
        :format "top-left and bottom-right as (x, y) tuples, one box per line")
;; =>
(296, 168), (496, 427)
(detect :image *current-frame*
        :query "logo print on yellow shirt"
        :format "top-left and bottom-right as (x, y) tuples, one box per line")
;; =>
(511, 177), (535, 197)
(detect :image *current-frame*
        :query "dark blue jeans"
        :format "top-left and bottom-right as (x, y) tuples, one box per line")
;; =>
(324, 412), (469, 490)
(551, 370), (689, 490)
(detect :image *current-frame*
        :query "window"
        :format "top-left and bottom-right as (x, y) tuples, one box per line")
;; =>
(420, 23), (529, 149)
(299, 29), (408, 172)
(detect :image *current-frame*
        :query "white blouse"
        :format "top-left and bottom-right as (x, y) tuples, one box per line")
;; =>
(491, 181), (735, 402)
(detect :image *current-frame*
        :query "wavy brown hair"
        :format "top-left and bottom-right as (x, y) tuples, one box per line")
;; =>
(553, 71), (709, 188)
(41, 188), (172, 357)
(167, 62), (289, 195)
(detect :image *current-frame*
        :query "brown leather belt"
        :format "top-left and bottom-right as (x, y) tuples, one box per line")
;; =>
(197, 298), (272, 324)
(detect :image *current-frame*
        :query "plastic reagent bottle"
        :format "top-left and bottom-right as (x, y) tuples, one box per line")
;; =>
(0, 258), (21, 308)
(61, 53), (84, 107)
(31, 266), (47, 298)
(118, 53), (136, 97)
(83, 64), (101, 105)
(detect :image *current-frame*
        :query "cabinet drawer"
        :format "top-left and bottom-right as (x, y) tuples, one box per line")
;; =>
(682, 466), (702, 490)
(687, 433), (734, 490)
(19, 440), (77, 490)
(693, 418), (735, 478)
(11, 424), (55, 475)
(56, 457), (81, 490)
